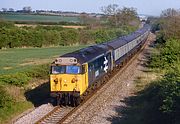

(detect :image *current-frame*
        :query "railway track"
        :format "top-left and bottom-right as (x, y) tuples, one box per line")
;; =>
(36, 36), (151, 124)
(35, 106), (74, 124)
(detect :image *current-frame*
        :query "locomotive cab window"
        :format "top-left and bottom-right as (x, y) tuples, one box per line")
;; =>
(51, 66), (65, 74)
(51, 65), (81, 74)
(66, 65), (80, 74)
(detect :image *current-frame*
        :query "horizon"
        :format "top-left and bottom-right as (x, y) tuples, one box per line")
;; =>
(1, 0), (180, 16)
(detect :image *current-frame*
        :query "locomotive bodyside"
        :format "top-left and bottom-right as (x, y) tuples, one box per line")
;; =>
(86, 45), (113, 85)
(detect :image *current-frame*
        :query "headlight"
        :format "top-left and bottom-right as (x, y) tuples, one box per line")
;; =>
(54, 78), (58, 84)
(71, 78), (76, 83)
(71, 78), (78, 83)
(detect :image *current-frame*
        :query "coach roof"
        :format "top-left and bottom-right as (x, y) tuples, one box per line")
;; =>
(106, 31), (141, 50)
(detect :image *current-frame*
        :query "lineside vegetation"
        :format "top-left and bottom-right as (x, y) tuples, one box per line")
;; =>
(138, 8), (180, 124)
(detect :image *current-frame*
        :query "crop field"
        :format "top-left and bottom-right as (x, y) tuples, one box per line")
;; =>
(0, 13), (81, 22)
(0, 45), (86, 74)
(14, 24), (86, 29)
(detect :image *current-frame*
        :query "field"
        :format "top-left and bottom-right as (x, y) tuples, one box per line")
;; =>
(0, 45), (86, 74)
(14, 24), (86, 29)
(0, 13), (81, 22)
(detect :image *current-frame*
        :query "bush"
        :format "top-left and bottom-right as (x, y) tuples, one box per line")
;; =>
(144, 67), (180, 123)
(90, 28), (126, 44)
(158, 67), (180, 115)
(150, 39), (180, 69)
(148, 37), (180, 123)
(135, 75), (180, 124)
(25, 64), (49, 79)
(0, 73), (31, 86)
(0, 85), (14, 108)
(0, 64), (49, 87)
(0, 21), (14, 28)
(79, 30), (94, 44)
(59, 29), (80, 46)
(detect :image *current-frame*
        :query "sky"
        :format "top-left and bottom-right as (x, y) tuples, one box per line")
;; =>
(1, 0), (180, 16)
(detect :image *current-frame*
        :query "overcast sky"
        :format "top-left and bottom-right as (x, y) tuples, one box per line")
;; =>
(1, 0), (180, 16)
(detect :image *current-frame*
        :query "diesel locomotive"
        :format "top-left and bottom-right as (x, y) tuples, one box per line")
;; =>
(50, 25), (151, 106)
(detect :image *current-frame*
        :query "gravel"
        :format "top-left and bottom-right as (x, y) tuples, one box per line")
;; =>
(13, 103), (54, 124)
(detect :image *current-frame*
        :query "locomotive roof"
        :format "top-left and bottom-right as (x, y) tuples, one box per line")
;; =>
(61, 44), (110, 64)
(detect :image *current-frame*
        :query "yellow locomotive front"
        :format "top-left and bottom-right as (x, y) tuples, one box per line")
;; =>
(50, 57), (88, 106)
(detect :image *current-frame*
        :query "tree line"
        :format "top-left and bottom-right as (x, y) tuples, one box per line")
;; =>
(0, 21), (137, 49)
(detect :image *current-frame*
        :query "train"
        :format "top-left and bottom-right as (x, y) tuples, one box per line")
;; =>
(50, 24), (151, 106)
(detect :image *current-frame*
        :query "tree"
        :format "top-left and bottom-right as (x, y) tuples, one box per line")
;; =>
(101, 4), (119, 26)
(101, 5), (139, 27)
(2, 8), (7, 12)
(117, 7), (139, 26)
(23, 6), (32, 13)
(80, 12), (89, 24)
(9, 8), (14, 12)
(160, 8), (180, 39)
(80, 12), (101, 29)
(161, 8), (179, 17)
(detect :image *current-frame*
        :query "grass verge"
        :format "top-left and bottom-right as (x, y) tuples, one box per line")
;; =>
(0, 101), (33, 124)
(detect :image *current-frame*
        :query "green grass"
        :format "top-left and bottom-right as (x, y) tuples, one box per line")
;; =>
(0, 13), (81, 22)
(0, 45), (86, 74)
(0, 101), (33, 124)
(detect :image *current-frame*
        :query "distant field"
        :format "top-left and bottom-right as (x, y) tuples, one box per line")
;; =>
(0, 13), (81, 22)
(0, 46), (86, 74)
(15, 24), (86, 29)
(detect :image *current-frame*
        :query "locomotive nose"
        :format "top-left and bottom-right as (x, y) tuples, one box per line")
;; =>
(50, 74), (80, 92)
